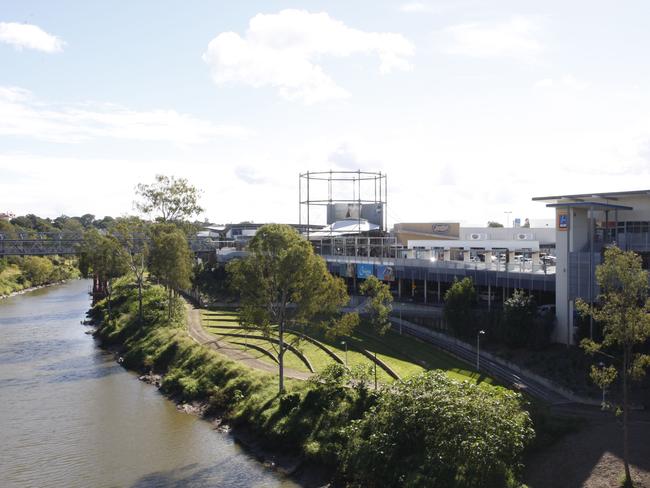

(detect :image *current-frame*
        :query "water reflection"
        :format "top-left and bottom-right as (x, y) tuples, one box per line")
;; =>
(0, 280), (297, 488)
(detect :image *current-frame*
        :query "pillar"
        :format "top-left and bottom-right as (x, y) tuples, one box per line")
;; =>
(463, 249), (471, 263)
(508, 251), (516, 264)
(532, 251), (540, 265)
(424, 279), (428, 304)
(484, 251), (492, 269)
(443, 249), (451, 262)
(437, 279), (441, 302)
(398, 278), (402, 298)
(488, 283), (492, 311)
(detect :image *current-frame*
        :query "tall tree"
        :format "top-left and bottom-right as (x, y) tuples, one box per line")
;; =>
(360, 275), (393, 335)
(227, 224), (349, 393)
(502, 289), (536, 348)
(80, 231), (129, 321)
(135, 174), (204, 222)
(578, 246), (650, 488)
(111, 217), (150, 324)
(149, 224), (193, 320)
(444, 277), (477, 339)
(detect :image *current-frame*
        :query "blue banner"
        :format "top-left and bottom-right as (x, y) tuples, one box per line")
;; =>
(356, 263), (373, 279)
(375, 265), (395, 282)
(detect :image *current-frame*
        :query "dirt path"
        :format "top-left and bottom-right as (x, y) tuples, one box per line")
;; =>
(185, 302), (313, 381)
(525, 420), (650, 488)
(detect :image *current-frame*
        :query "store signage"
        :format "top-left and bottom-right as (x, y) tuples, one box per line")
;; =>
(557, 210), (569, 231)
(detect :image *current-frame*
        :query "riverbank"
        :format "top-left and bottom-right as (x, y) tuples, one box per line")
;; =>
(0, 279), (75, 300)
(0, 256), (80, 298)
(92, 278), (534, 488)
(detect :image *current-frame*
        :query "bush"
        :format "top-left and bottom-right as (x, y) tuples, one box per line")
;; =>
(340, 371), (534, 488)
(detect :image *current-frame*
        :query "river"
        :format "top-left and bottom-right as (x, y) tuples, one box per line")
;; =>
(0, 280), (298, 488)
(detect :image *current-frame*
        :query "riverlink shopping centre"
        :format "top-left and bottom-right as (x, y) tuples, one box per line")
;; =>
(207, 172), (650, 346)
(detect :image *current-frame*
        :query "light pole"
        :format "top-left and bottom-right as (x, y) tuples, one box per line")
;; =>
(476, 330), (485, 372)
(504, 211), (512, 228)
(341, 340), (348, 367)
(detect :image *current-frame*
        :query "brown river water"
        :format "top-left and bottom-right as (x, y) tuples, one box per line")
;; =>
(0, 280), (297, 488)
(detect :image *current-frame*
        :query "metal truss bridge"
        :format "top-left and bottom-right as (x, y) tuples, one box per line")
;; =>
(0, 233), (229, 257)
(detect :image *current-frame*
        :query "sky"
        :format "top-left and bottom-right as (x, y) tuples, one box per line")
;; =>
(1, 0), (649, 227)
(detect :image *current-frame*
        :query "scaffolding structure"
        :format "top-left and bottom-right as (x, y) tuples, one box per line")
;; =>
(298, 170), (388, 239)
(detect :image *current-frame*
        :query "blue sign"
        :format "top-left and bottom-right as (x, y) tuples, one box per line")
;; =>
(375, 265), (394, 282)
(356, 263), (373, 279)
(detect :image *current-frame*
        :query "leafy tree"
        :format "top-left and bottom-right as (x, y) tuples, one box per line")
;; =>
(80, 231), (130, 321)
(578, 246), (650, 487)
(79, 213), (96, 229)
(227, 224), (349, 393)
(111, 217), (150, 324)
(360, 275), (393, 335)
(487, 221), (504, 228)
(341, 371), (534, 488)
(444, 277), (476, 339)
(149, 224), (193, 320)
(502, 290), (536, 348)
(135, 174), (204, 222)
(20, 256), (54, 286)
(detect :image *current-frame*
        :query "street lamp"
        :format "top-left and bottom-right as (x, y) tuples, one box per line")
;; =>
(476, 330), (485, 372)
(374, 351), (378, 390)
(341, 340), (348, 367)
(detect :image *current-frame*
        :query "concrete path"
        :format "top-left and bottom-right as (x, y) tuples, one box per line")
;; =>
(185, 302), (313, 381)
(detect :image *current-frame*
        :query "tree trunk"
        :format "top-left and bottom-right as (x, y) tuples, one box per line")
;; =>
(168, 286), (173, 321)
(138, 278), (143, 324)
(106, 279), (112, 323)
(278, 318), (285, 394)
(623, 346), (632, 487)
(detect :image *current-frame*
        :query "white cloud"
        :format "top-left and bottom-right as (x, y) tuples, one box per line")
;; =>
(400, 2), (430, 13)
(534, 75), (590, 90)
(235, 165), (268, 184)
(202, 9), (415, 104)
(442, 16), (542, 60)
(0, 86), (248, 144)
(0, 22), (65, 53)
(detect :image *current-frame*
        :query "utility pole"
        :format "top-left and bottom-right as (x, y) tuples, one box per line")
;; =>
(476, 330), (485, 372)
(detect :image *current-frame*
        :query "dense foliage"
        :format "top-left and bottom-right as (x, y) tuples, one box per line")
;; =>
(502, 290), (536, 348)
(444, 277), (477, 339)
(341, 372), (534, 488)
(0, 255), (79, 296)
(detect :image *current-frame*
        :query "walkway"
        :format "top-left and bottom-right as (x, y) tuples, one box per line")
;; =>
(184, 302), (313, 381)
(390, 316), (596, 406)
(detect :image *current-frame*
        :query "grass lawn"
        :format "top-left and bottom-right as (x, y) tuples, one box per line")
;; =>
(201, 308), (490, 384)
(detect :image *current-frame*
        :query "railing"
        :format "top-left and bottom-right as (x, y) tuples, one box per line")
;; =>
(0, 232), (234, 256)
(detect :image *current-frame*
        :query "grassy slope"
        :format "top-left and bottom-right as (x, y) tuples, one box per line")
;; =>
(0, 259), (80, 296)
(201, 308), (491, 385)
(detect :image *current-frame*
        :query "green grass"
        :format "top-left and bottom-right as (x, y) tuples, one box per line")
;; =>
(201, 307), (490, 384)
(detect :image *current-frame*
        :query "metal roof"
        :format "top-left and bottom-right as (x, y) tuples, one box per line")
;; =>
(545, 202), (633, 210)
(533, 189), (650, 202)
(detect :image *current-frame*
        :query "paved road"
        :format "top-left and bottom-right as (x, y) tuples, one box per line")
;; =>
(184, 302), (313, 381)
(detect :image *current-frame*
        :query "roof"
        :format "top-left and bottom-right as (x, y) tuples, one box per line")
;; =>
(545, 202), (633, 211)
(533, 189), (650, 202)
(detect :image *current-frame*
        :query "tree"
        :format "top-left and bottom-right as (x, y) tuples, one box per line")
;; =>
(502, 290), (536, 348)
(149, 224), (193, 320)
(578, 246), (650, 487)
(20, 256), (54, 286)
(444, 277), (477, 339)
(487, 221), (504, 228)
(111, 217), (149, 324)
(135, 174), (204, 222)
(341, 371), (534, 487)
(80, 231), (130, 321)
(227, 224), (349, 393)
(360, 275), (393, 335)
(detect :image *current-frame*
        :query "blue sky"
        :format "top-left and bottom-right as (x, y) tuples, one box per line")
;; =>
(1, 1), (649, 226)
